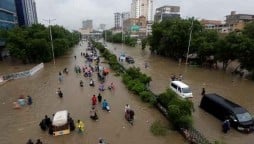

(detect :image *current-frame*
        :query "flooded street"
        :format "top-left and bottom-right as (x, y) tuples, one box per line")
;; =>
(0, 43), (184, 144)
(106, 42), (254, 144)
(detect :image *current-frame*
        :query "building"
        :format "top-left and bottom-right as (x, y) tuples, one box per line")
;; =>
(226, 11), (254, 25)
(200, 19), (233, 33)
(15, 0), (38, 27)
(123, 16), (147, 38)
(130, 0), (153, 21)
(82, 19), (93, 32)
(154, 5), (180, 23)
(0, 0), (17, 29)
(99, 24), (106, 31)
(114, 12), (121, 29)
(122, 12), (130, 21)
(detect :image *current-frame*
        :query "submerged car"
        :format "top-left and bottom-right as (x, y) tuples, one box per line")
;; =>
(125, 56), (135, 64)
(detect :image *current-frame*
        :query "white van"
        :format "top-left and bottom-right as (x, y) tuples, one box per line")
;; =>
(52, 110), (70, 136)
(169, 81), (193, 99)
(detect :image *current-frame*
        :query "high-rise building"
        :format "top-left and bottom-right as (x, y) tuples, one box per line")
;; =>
(154, 5), (180, 23)
(130, 0), (153, 21)
(15, 0), (38, 27)
(122, 12), (130, 21)
(0, 0), (17, 29)
(114, 12), (121, 29)
(82, 19), (93, 30)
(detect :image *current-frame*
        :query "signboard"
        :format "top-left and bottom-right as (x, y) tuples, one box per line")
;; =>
(131, 25), (140, 31)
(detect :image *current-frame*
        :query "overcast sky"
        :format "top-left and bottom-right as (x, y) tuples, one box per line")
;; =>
(36, 0), (254, 30)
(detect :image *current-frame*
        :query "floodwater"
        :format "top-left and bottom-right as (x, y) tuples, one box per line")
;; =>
(0, 43), (185, 144)
(106, 42), (254, 144)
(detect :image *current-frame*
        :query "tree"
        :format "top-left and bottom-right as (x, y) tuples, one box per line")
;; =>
(149, 19), (203, 60)
(141, 38), (147, 50)
(243, 21), (254, 39)
(5, 24), (79, 63)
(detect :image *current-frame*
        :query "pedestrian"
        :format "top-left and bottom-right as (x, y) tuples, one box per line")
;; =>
(201, 88), (206, 96)
(57, 88), (63, 98)
(39, 119), (47, 131)
(97, 93), (102, 103)
(74, 55), (76, 60)
(58, 72), (63, 83)
(125, 104), (130, 112)
(26, 139), (33, 144)
(144, 62), (148, 68)
(98, 138), (106, 144)
(76, 119), (85, 133)
(44, 115), (52, 128)
(222, 118), (230, 133)
(27, 95), (32, 105)
(178, 74), (183, 81)
(90, 106), (98, 120)
(92, 95), (97, 105)
(35, 139), (43, 144)
(102, 99), (110, 111)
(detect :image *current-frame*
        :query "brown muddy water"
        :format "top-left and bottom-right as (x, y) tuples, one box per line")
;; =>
(106, 42), (254, 144)
(0, 43), (185, 144)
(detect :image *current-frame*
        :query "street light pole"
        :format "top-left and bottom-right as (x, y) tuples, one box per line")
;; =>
(185, 18), (194, 65)
(43, 19), (56, 65)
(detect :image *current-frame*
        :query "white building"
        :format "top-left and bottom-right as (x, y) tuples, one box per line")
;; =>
(130, 0), (153, 21)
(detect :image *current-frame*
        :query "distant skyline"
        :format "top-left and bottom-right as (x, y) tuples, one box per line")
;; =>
(36, 0), (254, 30)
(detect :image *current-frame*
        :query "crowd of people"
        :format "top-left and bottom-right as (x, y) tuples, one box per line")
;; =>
(24, 41), (135, 143)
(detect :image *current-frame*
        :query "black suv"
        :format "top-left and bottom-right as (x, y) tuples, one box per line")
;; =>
(125, 56), (135, 64)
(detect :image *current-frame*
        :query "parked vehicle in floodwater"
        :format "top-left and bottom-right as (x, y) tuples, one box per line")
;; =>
(169, 81), (193, 99)
(125, 56), (135, 64)
(200, 93), (254, 133)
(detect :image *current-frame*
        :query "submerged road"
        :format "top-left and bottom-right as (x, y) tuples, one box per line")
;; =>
(105, 42), (254, 144)
(0, 42), (185, 144)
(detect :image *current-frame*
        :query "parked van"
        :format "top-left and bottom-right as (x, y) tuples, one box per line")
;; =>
(169, 81), (193, 98)
(200, 93), (254, 133)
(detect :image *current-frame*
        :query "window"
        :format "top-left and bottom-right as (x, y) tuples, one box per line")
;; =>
(171, 83), (177, 89)
(236, 112), (252, 122)
(182, 88), (191, 93)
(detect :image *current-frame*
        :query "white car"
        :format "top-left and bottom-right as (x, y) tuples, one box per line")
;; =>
(169, 81), (193, 99)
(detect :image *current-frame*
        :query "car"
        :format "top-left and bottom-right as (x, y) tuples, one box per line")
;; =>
(200, 93), (254, 133)
(125, 56), (135, 64)
(169, 81), (193, 99)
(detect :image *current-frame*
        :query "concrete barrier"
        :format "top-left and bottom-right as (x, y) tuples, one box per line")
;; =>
(30, 63), (44, 76)
(1, 63), (44, 82)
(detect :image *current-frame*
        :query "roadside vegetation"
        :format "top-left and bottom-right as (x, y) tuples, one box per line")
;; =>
(92, 40), (194, 131)
(149, 19), (254, 78)
(0, 24), (80, 63)
(102, 30), (137, 47)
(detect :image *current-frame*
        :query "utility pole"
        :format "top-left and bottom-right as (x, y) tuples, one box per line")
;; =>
(185, 18), (194, 65)
(43, 19), (56, 65)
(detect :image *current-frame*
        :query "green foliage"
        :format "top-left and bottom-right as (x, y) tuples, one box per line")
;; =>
(158, 89), (194, 129)
(213, 140), (226, 144)
(102, 30), (136, 47)
(150, 19), (203, 59)
(5, 24), (80, 63)
(141, 38), (147, 50)
(157, 89), (177, 108)
(150, 120), (168, 136)
(243, 21), (254, 39)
